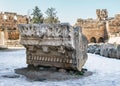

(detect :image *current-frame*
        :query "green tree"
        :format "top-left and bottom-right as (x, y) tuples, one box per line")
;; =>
(44, 7), (60, 23)
(31, 6), (44, 23)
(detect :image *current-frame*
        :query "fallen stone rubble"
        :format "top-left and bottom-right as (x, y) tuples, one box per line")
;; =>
(87, 43), (120, 59)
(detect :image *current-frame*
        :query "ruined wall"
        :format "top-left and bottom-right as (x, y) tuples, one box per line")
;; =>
(107, 14), (120, 44)
(76, 19), (106, 43)
(108, 14), (120, 33)
(76, 9), (120, 43)
(0, 12), (28, 47)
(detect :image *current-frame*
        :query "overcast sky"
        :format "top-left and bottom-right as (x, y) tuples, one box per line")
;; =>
(0, 0), (120, 25)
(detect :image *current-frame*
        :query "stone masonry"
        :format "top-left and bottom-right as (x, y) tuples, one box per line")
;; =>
(18, 23), (88, 71)
(76, 9), (120, 44)
(0, 12), (28, 47)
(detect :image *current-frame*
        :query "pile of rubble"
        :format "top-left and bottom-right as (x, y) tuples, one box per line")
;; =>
(87, 43), (120, 59)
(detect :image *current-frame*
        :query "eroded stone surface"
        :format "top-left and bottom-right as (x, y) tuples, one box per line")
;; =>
(88, 43), (120, 59)
(18, 23), (88, 71)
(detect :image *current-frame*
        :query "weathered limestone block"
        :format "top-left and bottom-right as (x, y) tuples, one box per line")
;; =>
(18, 23), (88, 71)
(100, 44), (114, 57)
(100, 44), (118, 58)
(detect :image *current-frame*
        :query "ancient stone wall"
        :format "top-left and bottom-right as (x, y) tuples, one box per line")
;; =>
(76, 18), (106, 43)
(108, 14), (120, 33)
(0, 12), (28, 47)
(76, 9), (120, 44)
(107, 14), (120, 44)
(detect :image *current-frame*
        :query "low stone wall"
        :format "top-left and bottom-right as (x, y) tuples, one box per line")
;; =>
(87, 43), (120, 59)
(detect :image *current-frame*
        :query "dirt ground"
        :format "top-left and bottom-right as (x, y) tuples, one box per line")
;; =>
(15, 67), (92, 81)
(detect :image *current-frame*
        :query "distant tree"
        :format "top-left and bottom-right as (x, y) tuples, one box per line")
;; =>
(44, 7), (60, 23)
(31, 6), (44, 23)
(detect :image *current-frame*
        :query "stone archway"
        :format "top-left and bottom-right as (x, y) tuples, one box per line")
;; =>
(98, 37), (104, 43)
(90, 37), (96, 43)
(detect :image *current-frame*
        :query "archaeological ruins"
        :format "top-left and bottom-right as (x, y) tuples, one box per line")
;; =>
(0, 12), (28, 48)
(76, 9), (120, 44)
(0, 9), (120, 48)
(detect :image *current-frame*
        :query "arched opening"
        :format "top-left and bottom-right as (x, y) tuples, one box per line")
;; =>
(98, 37), (104, 43)
(90, 37), (96, 43)
(13, 27), (17, 30)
